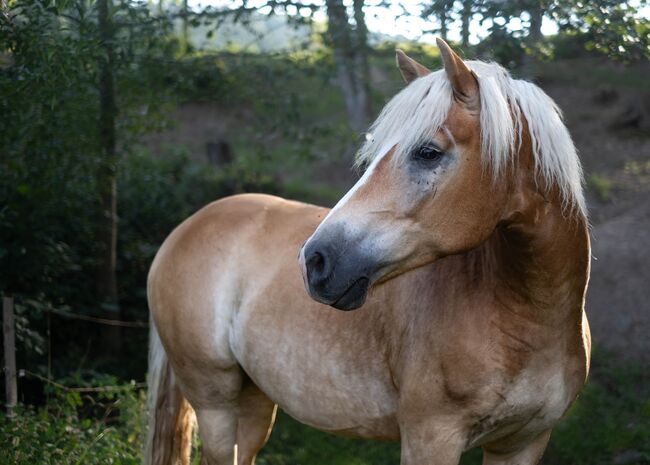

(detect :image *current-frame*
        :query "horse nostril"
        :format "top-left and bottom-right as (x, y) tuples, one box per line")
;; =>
(305, 245), (334, 288)
(308, 251), (326, 275)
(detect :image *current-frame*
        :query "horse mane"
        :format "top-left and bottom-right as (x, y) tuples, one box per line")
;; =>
(356, 60), (586, 217)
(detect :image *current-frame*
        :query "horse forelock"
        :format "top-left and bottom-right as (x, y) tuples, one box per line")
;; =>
(356, 60), (586, 218)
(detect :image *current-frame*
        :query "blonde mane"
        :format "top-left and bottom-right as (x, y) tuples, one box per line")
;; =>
(356, 60), (586, 217)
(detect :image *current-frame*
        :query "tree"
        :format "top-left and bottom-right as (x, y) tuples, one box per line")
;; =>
(460, 0), (474, 47)
(325, 0), (371, 133)
(422, 0), (455, 41)
(527, 0), (545, 43)
(96, 0), (122, 349)
(181, 0), (371, 132)
(96, 0), (118, 309)
(549, 0), (649, 61)
(1, 0), (175, 370)
(181, 0), (190, 53)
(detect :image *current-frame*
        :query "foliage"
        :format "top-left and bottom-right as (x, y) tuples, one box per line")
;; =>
(0, 0), (101, 297)
(0, 0), (345, 380)
(546, 30), (592, 59)
(419, 0), (648, 63)
(549, 0), (650, 62)
(0, 0), (180, 376)
(0, 0), (175, 297)
(474, 25), (528, 67)
(0, 381), (145, 465)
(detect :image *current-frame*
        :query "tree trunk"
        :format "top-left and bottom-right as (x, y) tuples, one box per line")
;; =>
(528, 3), (544, 43)
(437, 0), (451, 41)
(461, 0), (472, 48)
(351, 0), (371, 130)
(97, 0), (121, 350)
(182, 0), (189, 53)
(3, 295), (17, 417)
(439, 12), (447, 41)
(325, 0), (370, 133)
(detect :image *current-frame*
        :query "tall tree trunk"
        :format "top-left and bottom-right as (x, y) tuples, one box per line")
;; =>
(325, 0), (370, 133)
(439, 16), (447, 40)
(461, 0), (472, 48)
(438, 0), (450, 41)
(97, 0), (121, 350)
(528, 3), (544, 43)
(181, 0), (189, 53)
(351, 0), (371, 129)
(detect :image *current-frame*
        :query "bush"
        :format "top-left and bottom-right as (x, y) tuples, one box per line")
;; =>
(1, 382), (145, 465)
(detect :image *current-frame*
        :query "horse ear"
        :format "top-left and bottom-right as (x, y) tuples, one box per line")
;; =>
(395, 49), (430, 83)
(436, 38), (479, 110)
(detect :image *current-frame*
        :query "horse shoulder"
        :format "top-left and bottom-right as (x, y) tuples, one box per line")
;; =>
(148, 194), (325, 382)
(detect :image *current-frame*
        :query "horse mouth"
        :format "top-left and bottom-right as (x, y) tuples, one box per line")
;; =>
(331, 277), (370, 311)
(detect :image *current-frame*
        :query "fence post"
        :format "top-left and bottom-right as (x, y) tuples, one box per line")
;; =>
(3, 295), (17, 417)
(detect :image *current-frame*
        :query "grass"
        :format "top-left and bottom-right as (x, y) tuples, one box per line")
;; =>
(543, 351), (650, 465)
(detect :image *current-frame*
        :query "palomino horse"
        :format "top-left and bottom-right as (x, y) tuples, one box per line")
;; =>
(144, 39), (591, 465)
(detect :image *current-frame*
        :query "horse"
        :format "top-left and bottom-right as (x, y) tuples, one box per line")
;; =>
(144, 39), (591, 465)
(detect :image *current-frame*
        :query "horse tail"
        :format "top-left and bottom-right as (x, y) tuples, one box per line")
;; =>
(143, 321), (195, 465)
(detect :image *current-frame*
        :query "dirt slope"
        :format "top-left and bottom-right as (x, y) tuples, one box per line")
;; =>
(540, 60), (650, 364)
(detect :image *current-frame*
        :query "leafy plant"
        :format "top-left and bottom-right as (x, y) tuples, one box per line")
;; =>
(1, 381), (145, 465)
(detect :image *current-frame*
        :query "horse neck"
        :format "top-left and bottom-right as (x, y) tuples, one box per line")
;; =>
(377, 191), (590, 377)
(486, 197), (590, 326)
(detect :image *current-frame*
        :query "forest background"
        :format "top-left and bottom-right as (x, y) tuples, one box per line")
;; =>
(1, 0), (649, 463)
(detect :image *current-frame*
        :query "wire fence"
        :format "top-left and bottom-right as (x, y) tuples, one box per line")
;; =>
(20, 369), (146, 393)
(44, 306), (149, 328)
(3, 295), (149, 414)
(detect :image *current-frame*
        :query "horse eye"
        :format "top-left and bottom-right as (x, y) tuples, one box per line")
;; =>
(413, 145), (444, 162)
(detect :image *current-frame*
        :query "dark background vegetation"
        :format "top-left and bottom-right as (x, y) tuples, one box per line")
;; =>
(1, 0), (649, 463)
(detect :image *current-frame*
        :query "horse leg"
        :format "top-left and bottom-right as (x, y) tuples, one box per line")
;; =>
(193, 379), (276, 465)
(235, 381), (277, 465)
(481, 431), (551, 465)
(399, 419), (465, 465)
(195, 405), (239, 465)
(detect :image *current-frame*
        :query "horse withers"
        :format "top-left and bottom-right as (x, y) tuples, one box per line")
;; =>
(144, 39), (591, 465)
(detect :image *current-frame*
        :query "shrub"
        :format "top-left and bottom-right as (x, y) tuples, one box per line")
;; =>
(1, 381), (145, 465)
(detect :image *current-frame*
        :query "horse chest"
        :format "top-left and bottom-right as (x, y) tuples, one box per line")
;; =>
(466, 366), (574, 448)
(232, 305), (401, 440)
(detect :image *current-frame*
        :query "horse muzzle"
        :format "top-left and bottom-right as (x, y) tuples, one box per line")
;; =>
(299, 231), (374, 311)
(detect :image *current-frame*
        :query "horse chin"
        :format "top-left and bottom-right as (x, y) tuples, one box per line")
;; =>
(330, 277), (370, 311)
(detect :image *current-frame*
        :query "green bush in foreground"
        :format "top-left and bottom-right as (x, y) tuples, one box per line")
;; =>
(1, 351), (648, 465)
(1, 384), (145, 465)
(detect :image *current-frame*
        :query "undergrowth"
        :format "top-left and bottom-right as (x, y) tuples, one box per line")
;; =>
(5, 349), (646, 465)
